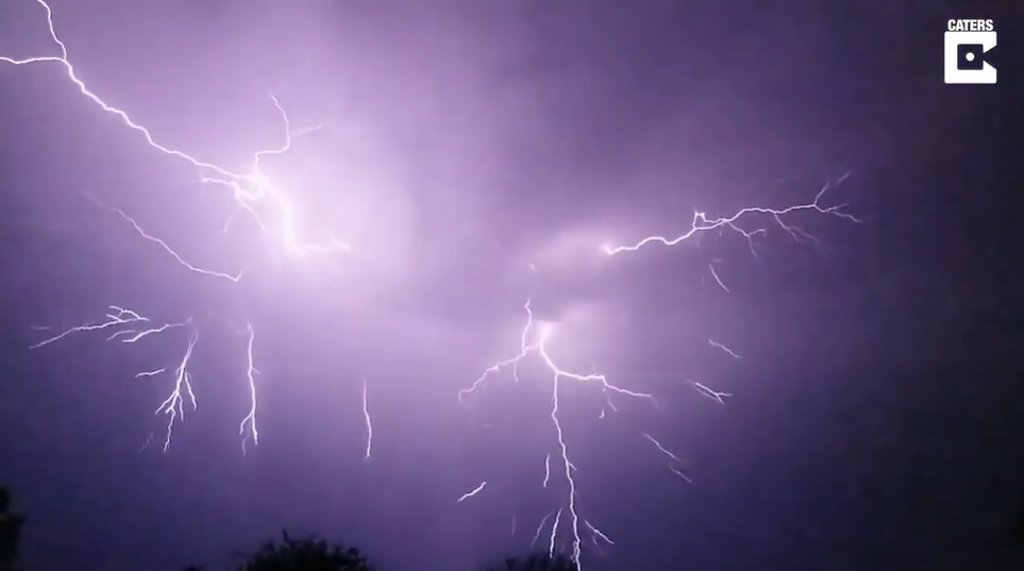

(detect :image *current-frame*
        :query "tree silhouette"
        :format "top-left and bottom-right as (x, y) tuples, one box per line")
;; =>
(484, 553), (577, 571)
(236, 530), (373, 571)
(0, 488), (27, 571)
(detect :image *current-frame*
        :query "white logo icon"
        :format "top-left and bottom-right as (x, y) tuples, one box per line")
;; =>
(945, 19), (997, 84)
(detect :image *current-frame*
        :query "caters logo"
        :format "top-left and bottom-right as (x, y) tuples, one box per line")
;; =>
(944, 19), (997, 84)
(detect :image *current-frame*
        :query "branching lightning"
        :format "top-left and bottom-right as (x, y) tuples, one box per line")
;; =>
(602, 172), (860, 257)
(4, 0), (362, 455)
(155, 331), (200, 453)
(27, 305), (207, 452)
(459, 301), (651, 405)
(1, 0), (350, 270)
(463, 175), (860, 567)
(690, 380), (732, 406)
(112, 318), (191, 344)
(29, 306), (149, 349)
(460, 300), (663, 569)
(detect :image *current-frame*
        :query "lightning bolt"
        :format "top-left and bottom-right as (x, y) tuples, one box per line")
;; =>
(707, 262), (731, 293)
(362, 380), (372, 460)
(1, 0), (350, 270)
(531, 512), (554, 548)
(155, 331), (200, 453)
(134, 368), (167, 379)
(4, 0), (363, 455)
(457, 481), (488, 503)
(690, 380), (732, 405)
(90, 198), (245, 282)
(460, 300), (656, 570)
(26, 305), (215, 451)
(239, 323), (259, 455)
(542, 453), (551, 488)
(113, 318), (192, 344)
(584, 520), (614, 547)
(463, 172), (858, 562)
(669, 466), (694, 484)
(708, 338), (742, 360)
(548, 508), (563, 558)
(642, 433), (693, 484)
(461, 179), (861, 564)
(29, 306), (149, 349)
(602, 172), (860, 256)
(459, 301), (651, 404)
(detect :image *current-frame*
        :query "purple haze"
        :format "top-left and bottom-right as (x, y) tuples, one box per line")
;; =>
(2, 1), (1022, 570)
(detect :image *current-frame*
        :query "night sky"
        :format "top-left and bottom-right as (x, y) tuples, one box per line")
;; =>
(1, 1), (1022, 570)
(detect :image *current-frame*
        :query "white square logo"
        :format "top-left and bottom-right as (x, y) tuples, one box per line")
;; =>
(945, 19), (997, 84)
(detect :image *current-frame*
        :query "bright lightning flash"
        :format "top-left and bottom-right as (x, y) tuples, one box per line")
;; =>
(1, 0), (350, 275)
(5, 0), (355, 454)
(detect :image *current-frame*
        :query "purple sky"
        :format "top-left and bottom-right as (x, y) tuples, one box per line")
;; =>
(1, 1), (1021, 570)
